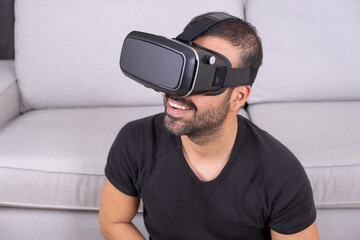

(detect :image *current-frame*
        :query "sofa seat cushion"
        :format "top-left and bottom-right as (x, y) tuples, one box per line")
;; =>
(247, 101), (360, 208)
(0, 107), (163, 210)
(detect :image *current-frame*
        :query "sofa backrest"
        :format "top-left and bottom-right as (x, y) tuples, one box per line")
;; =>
(15, 0), (244, 112)
(246, 0), (360, 104)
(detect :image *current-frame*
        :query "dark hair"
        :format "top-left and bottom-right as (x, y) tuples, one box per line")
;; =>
(184, 12), (263, 69)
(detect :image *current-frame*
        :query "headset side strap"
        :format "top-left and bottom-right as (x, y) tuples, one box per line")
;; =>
(214, 67), (258, 87)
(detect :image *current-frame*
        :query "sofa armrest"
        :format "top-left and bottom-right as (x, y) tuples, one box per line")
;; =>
(0, 60), (20, 130)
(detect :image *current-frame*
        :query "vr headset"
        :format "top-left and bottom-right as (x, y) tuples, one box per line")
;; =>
(120, 12), (259, 97)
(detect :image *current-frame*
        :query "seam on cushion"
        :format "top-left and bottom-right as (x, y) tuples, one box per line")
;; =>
(0, 166), (104, 176)
(304, 164), (360, 169)
(315, 203), (360, 208)
(0, 202), (100, 211)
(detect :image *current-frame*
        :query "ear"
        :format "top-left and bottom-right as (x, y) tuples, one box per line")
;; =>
(229, 86), (251, 112)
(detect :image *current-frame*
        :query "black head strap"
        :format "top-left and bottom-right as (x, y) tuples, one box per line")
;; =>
(193, 43), (259, 89)
(176, 12), (236, 43)
(176, 12), (259, 94)
(213, 67), (259, 87)
(205, 67), (258, 96)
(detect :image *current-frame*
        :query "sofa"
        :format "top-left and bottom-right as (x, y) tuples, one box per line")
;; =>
(0, 0), (359, 239)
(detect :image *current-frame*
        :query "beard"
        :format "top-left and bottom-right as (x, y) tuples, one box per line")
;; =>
(163, 91), (232, 141)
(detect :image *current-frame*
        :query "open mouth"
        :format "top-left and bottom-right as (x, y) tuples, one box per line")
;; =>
(166, 98), (193, 117)
(168, 100), (190, 110)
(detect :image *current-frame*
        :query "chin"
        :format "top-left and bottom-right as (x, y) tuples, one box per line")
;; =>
(163, 114), (187, 136)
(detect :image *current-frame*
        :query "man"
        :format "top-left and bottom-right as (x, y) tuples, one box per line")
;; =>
(100, 12), (319, 240)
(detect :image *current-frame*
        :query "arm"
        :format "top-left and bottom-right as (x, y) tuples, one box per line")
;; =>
(271, 222), (320, 240)
(99, 178), (145, 240)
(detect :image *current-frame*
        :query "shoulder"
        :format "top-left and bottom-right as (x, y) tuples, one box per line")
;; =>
(105, 113), (178, 196)
(235, 115), (310, 198)
(237, 115), (301, 167)
(235, 116), (316, 233)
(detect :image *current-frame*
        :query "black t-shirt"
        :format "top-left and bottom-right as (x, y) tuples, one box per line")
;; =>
(105, 113), (316, 240)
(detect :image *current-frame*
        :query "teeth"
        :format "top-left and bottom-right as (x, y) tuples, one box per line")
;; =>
(169, 101), (189, 110)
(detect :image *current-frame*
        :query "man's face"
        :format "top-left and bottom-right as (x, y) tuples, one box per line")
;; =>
(163, 36), (239, 138)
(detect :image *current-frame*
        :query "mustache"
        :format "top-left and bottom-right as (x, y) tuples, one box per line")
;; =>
(165, 94), (198, 111)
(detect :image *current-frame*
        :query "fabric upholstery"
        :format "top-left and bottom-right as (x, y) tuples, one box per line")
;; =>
(246, 0), (360, 104)
(316, 208), (360, 240)
(14, 0), (244, 111)
(0, 107), (163, 210)
(0, 60), (15, 91)
(0, 60), (19, 129)
(247, 102), (360, 208)
(0, 207), (148, 240)
(0, 82), (20, 129)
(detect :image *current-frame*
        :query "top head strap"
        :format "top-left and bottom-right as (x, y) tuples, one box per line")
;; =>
(176, 12), (236, 43)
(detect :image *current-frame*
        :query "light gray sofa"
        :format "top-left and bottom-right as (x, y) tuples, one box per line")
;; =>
(0, 0), (359, 239)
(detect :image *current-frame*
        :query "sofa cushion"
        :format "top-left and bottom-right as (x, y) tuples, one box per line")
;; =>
(0, 107), (163, 210)
(246, 0), (360, 104)
(247, 101), (360, 208)
(0, 107), (249, 210)
(15, 0), (244, 111)
(0, 207), (148, 240)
